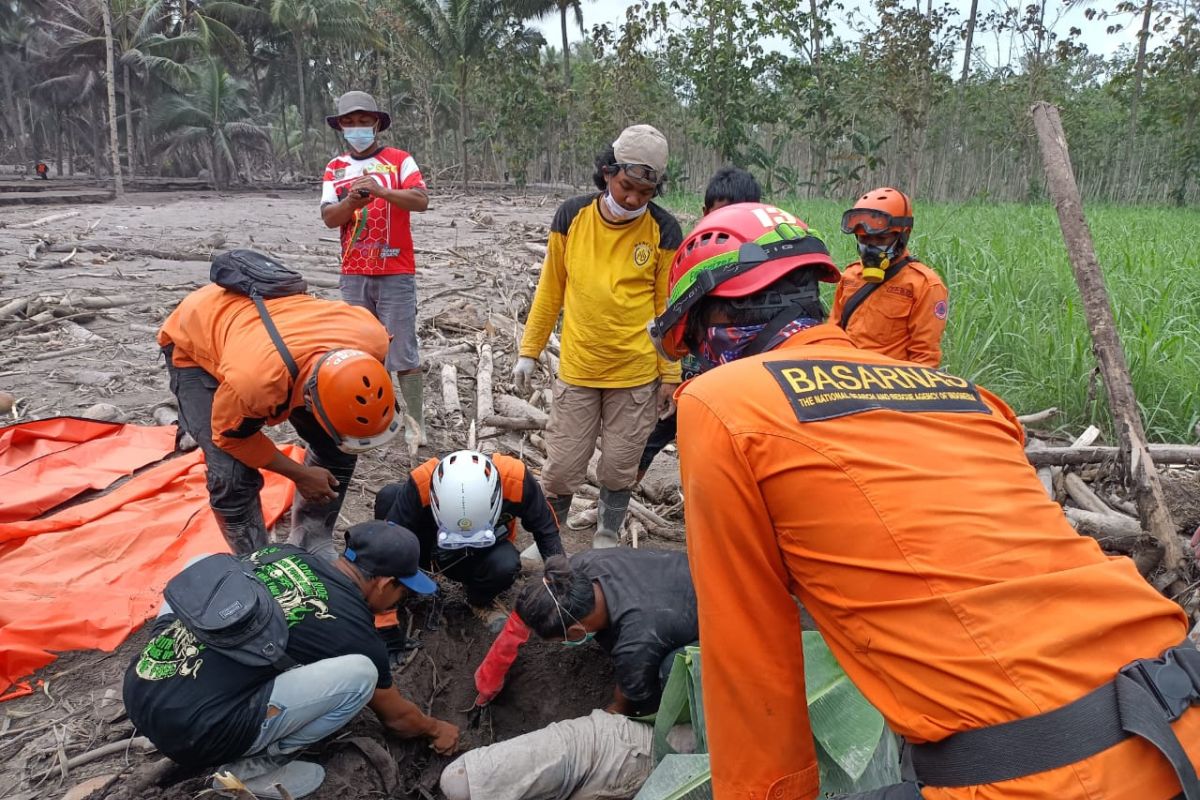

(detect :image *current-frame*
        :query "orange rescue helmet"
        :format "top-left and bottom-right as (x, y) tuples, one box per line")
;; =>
(649, 202), (840, 361)
(840, 187), (913, 237)
(305, 349), (400, 453)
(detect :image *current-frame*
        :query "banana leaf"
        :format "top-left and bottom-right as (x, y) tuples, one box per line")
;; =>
(802, 630), (886, 780)
(639, 634), (900, 799)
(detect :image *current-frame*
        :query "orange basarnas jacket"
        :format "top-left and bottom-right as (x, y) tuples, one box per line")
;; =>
(158, 284), (388, 468)
(677, 324), (1196, 800)
(830, 258), (948, 367)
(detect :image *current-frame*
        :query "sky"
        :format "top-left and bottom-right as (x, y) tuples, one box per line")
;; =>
(529, 0), (1161, 69)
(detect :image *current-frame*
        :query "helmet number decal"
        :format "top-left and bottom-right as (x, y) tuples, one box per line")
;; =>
(751, 206), (798, 228)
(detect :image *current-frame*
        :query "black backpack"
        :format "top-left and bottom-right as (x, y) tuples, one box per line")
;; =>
(163, 549), (298, 671)
(210, 249), (307, 411)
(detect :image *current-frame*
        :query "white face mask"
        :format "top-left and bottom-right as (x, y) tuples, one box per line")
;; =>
(602, 190), (648, 221)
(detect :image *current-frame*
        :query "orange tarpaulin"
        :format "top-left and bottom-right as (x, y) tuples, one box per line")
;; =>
(0, 417), (178, 523)
(0, 419), (297, 695)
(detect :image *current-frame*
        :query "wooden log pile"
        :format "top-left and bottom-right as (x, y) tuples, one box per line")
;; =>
(1018, 406), (1200, 611)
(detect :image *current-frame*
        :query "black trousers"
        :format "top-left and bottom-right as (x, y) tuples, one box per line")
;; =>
(164, 346), (356, 554)
(433, 540), (521, 607)
(638, 412), (678, 472)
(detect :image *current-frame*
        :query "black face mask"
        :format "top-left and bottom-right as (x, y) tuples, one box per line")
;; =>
(858, 239), (900, 270)
(857, 235), (907, 283)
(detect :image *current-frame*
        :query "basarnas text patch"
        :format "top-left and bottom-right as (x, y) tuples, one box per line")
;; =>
(764, 359), (991, 422)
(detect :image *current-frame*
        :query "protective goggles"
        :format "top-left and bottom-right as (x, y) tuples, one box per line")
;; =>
(304, 355), (402, 454)
(649, 228), (831, 361)
(615, 163), (660, 185)
(840, 208), (913, 236)
(436, 528), (497, 550)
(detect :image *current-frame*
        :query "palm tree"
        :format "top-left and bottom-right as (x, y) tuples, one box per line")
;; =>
(41, 0), (197, 178)
(152, 58), (270, 188)
(98, 0), (122, 194)
(268, 0), (370, 167)
(394, 0), (522, 185)
(0, 3), (37, 165)
(527, 0), (582, 90)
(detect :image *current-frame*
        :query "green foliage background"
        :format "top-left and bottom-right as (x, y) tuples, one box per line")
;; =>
(661, 192), (1200, 441)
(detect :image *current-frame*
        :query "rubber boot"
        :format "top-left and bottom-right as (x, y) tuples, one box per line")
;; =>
(287, 452), (354, 562)
(594, 488), (630, 549)
(211, 503), (269, 555)
(213, 754), (325, 799)
(398, 372), (427, 446)
(547, 493), (573, 531)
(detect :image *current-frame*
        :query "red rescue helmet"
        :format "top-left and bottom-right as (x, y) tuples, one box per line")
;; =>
(650, 203), (840, 361)
(305, 349), (401, 453)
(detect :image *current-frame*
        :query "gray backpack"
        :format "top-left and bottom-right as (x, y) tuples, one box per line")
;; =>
(163, 550), (298, 671)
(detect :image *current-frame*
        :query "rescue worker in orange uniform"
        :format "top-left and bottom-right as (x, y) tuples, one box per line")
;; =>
(159, 283), (399, 558)
(650, 202), (1200, 800)
(830, 187), (948, 367)
(374, 450), (565, 631)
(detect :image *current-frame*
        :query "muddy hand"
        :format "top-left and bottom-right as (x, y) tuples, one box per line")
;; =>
(429, 719), (461, 755)
(294, 465), (339, 504)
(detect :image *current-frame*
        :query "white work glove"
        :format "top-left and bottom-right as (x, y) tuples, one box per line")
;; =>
(512, 356), (537, 397)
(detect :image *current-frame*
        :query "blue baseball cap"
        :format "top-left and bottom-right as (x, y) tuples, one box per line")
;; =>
(343, 520), (437, 595)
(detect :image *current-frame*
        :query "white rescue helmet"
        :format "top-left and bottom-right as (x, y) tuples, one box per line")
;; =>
(429, 450), (504, 549)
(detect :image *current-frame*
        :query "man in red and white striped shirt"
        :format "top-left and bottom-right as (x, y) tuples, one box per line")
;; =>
(321, 91), (430, 449)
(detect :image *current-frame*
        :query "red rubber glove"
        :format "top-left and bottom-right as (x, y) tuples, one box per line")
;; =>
(473, 612), (530, 706)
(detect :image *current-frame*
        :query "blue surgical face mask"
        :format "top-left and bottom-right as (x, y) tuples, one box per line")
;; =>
(562, 631), (595, 648)
(343, 126), (376, 152)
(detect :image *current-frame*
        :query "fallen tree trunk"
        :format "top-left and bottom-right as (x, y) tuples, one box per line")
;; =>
(494, 394), (548, 426)
(476, 340), (498, 453)
(75, 294), (138, 310)
(1026, 445), (1200, 467)
(7, 210), (81, 230)
(1064, 472), (1120, 515)
(482, 415), (545, 431)
(0, 297), (27, 320)
(1017, 407), (1059, 426)
(441, 363), (462, 419)
(43, 239), (221, 262)
(1063, 507), (1146, 552)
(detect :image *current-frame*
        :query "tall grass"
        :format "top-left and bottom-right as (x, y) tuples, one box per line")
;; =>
(659, 193), (1200, 443)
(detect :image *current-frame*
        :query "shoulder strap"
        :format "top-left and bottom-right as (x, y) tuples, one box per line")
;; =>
(250, 294), (299, 382)
(838, 256), (914, 331)
(249, 294), (299, 418)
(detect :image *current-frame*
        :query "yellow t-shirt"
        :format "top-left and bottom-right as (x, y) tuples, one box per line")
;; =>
(520, 194), (682, 388)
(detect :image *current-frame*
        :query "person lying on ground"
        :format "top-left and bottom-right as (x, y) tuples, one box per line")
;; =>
(374, 449), (565, 635)
(829, 186), (948, 367)
(513, 549), (698, 716)
(320, 91), (431, 451)
(652, 200), (1200, 799)
(158, 281), (398, 558)
(124, 521), (460, 800)
(635, 165), (762, 487)
(513, 125), (683, 548)
(438, 708), (696, 800)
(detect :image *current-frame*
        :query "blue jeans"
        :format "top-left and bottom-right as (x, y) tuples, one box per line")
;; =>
(246, 654), (377, 758)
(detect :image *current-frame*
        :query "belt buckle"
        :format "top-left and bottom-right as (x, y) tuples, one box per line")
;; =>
(1119, 648), (1200, 722)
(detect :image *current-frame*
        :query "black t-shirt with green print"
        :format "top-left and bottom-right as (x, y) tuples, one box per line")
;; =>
(123, 545), (391, 768)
